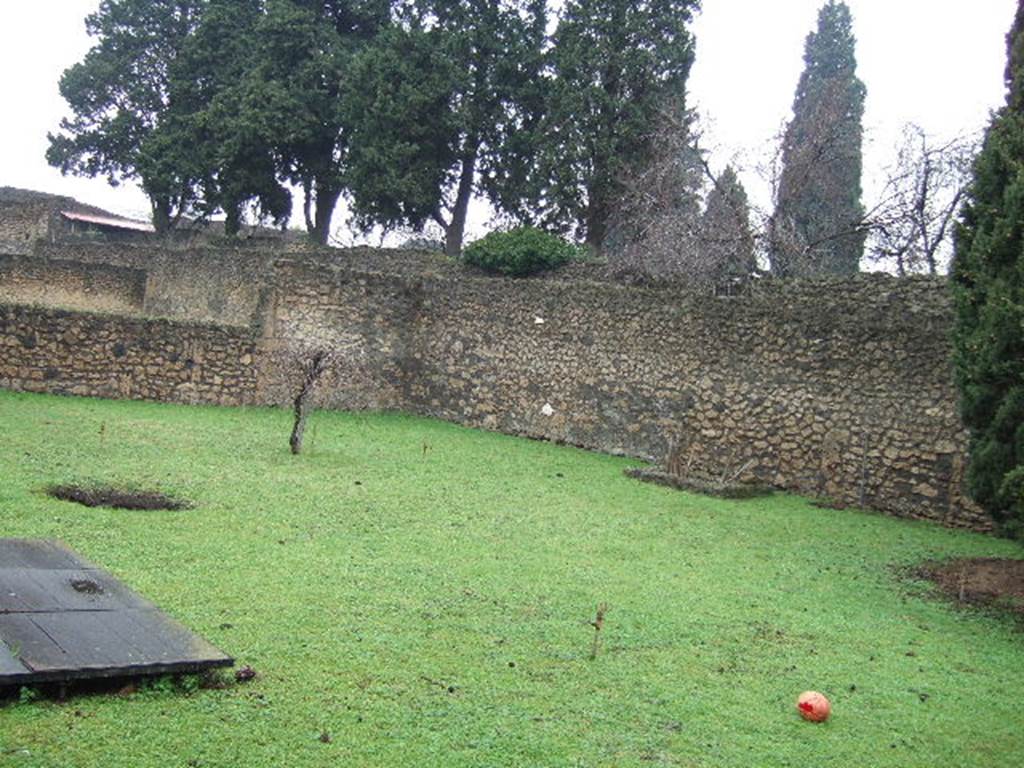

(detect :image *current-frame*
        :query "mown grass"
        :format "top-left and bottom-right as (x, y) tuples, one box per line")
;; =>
(0, 389), (1022, 767)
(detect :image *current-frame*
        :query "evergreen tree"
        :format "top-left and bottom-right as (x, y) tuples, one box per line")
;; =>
(46, 0), (207, 232)
(702, 166), (757, 284)
(342, 0), (547, 256)
(176, 0), (291, 235)
(952, 1), (1024, 533)
(537, 0), (699, 250)
(771, 0), (865, 276)
(256, 0), (393, 244)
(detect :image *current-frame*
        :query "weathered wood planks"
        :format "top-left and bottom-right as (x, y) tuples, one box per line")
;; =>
(0, 539), (233, 687)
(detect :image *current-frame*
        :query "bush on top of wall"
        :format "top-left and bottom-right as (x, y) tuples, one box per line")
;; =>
(461, 227), (582, 277)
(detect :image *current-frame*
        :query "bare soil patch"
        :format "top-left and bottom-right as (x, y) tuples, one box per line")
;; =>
(917, 558), (1024, 616)
(48, 485), (188, 511)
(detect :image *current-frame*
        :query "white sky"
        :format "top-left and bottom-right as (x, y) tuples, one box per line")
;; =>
(0, 0), (1018, 239)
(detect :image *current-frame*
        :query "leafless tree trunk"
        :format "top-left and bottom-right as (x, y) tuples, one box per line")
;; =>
(289, 348), (337, 455)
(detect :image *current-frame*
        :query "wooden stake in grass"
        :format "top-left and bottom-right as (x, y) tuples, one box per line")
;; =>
(589, 603), (608, 660)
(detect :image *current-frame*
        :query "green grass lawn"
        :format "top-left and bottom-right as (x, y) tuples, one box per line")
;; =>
(0, 390), (1022, 767)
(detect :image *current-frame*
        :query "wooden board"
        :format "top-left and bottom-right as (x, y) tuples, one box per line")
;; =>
(0, 539), (233, 686)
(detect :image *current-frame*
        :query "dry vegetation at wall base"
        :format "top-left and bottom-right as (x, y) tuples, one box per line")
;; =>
(0, 238), (989, 530)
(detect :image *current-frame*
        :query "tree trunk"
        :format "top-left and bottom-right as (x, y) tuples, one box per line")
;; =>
(224, 202), (242, 237)
(444, 153), (477, 258)
(584, 190), (608, 252)
(290, 393), (310, 455)
(308, 181), (341, 246)
(302, 178), (314, 233)
(151, 197), (173, 235)
(289, 349), (332, 455)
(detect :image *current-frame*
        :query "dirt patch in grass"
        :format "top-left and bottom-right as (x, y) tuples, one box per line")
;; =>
(48, 485), (188, 511)
(917, 558), (1024, 616)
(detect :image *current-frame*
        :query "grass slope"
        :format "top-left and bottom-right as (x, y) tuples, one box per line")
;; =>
(0, 390), (1021, 767)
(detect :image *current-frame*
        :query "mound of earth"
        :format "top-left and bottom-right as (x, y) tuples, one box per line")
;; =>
(624, 467), (774, 499)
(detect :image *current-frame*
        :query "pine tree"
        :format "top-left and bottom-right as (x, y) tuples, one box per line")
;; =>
(952, 1), (1024, 533)
(771, 0), (865, 276)
(702, 166), (757, 284)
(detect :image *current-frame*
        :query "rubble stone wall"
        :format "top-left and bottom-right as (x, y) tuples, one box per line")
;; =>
(0, 238), (987, 529)
(0, 303), (259, 406)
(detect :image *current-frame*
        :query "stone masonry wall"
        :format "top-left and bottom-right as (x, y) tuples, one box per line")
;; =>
(0, 199), (52, 253)
(0, 255), (146, 315)
(398, 273), (983, 528)
(0, 237), (989, 530)
(29, 242), (269, 327)
(268, 260), (985, 530)
(0, 303), (259, 406)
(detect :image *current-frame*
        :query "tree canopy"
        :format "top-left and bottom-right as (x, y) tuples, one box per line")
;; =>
(343, 0), (547, 256)
(952, 0), (1024, 534)
(48, 0), (703, 250)
(770, 0), (865, 276)
(536, 0), (700, 250)
(46, 0), (207, 232)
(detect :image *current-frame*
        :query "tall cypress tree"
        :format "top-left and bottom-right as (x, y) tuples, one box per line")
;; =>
(952, 1), (1024, 534)
(46, 0), (208, 233)
(771, 0), (865, 277)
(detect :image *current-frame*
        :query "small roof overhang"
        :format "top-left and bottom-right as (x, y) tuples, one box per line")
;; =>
(60, 210), (155, 233)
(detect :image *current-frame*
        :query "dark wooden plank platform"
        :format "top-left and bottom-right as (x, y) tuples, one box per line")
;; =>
(0, 539), (233, 687)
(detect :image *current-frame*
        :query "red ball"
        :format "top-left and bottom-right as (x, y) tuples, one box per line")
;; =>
(797, 691), (831, 722)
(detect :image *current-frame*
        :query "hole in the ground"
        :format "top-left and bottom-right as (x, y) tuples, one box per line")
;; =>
(69, 578), (103, 595)
(48, 485), (189, 511)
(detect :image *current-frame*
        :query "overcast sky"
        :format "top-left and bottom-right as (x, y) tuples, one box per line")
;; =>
(0, 1), (1018, 240)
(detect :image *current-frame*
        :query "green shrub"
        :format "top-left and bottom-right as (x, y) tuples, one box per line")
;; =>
(461, 227), (580, 277)
(952, 7), (1024, 534)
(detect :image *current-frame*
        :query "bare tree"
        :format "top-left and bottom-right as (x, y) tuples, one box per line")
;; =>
(603, 102), (706, 281)
(604, 105), (757, 290)
(867, 124), (978, 276)
(288, 347), (340, 455)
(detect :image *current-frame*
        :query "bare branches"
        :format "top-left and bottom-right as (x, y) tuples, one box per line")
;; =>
(865, 124), (979, 276)
(603, 104), (756, 290)
(289, 346), (341, 455)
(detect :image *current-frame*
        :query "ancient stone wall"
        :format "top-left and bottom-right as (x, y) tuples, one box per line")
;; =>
(0, 236), (989, 530)
(0, 303), (259, 406)
(269, 261), (984, 529)
(397, 273), (983, 528)
(258, 256), (421, 412)
(11, 242), (270, 327)
(0, 255), (146, 315)
(0, 198), (52, 253)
